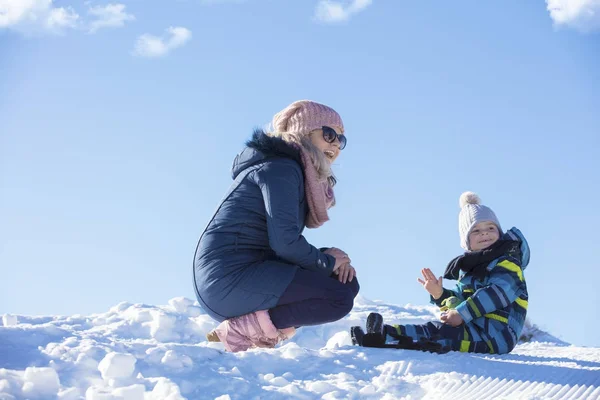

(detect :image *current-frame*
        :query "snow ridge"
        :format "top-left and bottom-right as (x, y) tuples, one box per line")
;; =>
(1, 296), (598, 399)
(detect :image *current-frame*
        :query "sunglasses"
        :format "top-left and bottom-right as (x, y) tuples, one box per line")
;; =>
(322, 126), (347, 150)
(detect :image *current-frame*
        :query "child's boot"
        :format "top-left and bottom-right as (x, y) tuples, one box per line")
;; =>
(362, 313), (386, 347)
(366, 312), (385, 336)
(350, 326), (365, 346)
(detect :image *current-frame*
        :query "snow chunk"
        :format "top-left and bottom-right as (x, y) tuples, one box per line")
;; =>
(160, 350), (193, 370)
(325, 331), (352, 349)
(75, 353), (100, 370)
(0, 379), (14, 395)
(262, 373), (275, 381)
(85, 386), (114, 400)
(85, 384), (145, 400)
(146, 310), (177, 342)
(109, 302), (132, 313)
(279, 342), (309, 359)
(122, 307), (153, 324)
(2, 314), (18, 326)
(280, 384), (301, 395)
(359, 385), (377, 395)
(168, 297), (193, 313)
(147, 378), (184, 400)
(57, 387), (81, 399)
(306, 380), (337, 394)
(113, 384), (145, 400)
(185, 306), (202, 317)
(269, 376), (290, 387)
(167, 297), (204, 317)
(21, 367), (60, 399)
(98, 353), (136, 380)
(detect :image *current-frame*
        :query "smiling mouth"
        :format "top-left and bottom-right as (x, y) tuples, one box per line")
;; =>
(324, 150), (335, 160)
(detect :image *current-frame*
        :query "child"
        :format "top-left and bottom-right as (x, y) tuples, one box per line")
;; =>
(352, 192), (530, 354)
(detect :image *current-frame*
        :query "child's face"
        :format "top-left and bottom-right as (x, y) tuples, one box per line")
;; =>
(468, 221), (500, 251)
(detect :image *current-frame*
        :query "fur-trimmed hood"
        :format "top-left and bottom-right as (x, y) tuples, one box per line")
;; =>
(231, 129), (302, 179)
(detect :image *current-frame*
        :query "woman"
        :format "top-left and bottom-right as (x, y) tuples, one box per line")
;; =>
(193, 100), (359, 352)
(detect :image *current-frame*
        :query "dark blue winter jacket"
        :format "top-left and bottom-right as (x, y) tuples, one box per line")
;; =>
(193, 131), (336, 321)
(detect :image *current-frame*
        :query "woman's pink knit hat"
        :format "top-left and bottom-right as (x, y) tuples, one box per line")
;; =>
(272, 100), (344, 135)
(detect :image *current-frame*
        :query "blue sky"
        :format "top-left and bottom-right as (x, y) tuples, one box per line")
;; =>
(1, 0), (599, 347)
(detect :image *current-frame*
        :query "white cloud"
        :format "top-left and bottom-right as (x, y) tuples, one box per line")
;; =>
(546, 0), (600, 33)
(133, 26), (192, 58)
(88, 3), (134, 33)
(47, 7), (78, 30)
(0, 0), (79, 34)
(314, 0), (372, 23)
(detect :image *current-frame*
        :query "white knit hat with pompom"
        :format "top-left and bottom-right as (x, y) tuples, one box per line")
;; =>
(458, 191), (502, 251)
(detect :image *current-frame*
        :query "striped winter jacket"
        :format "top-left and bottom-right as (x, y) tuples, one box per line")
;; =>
(434, 227), (530, 354)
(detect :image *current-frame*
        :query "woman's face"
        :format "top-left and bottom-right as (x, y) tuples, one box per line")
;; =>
(309, 126), (344, 163)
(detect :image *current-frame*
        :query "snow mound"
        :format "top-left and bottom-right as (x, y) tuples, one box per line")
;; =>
(1, 296), (598, 399)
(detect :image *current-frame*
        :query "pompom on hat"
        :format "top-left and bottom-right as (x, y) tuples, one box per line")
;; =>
(271, 100), (344, 136)
(458, 191), (502, 251)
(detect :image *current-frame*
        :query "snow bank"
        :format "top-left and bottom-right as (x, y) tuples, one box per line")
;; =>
(1, 296), (598, 399)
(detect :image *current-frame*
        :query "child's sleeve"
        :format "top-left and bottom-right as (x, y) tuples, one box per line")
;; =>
(455, 258), (525, 324)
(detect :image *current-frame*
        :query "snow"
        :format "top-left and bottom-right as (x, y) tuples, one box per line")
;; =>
(1, 295), (599, 399)
(2, 315), (18, 328)
(97, 353), (137, 380)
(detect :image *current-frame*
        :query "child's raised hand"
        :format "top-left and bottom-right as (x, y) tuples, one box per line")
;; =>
(417, 268), (444, 299)
(440, 309), (464, 327)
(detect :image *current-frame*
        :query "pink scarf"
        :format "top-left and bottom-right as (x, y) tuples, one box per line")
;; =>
(296, 147), (335, 228)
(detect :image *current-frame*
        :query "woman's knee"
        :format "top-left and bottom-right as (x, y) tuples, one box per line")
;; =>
(334, 279), (360, 318)
(339, 277), (360, 303)
(348, 277), (360, 296)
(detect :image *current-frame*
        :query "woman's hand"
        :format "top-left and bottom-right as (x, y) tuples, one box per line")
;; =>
(334, 262), (356, 284)
(323, 247), (351, 272)
(417, 268), (444, 299)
